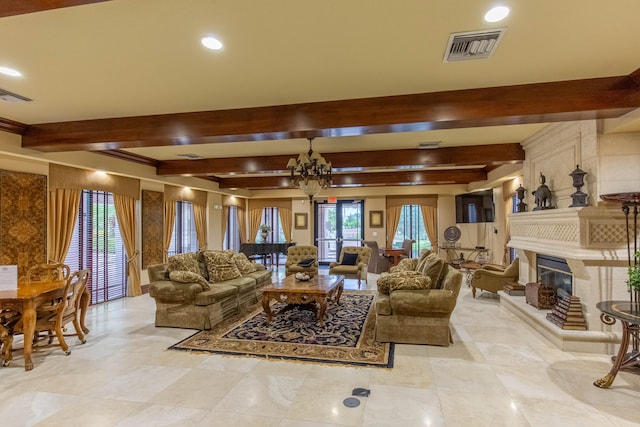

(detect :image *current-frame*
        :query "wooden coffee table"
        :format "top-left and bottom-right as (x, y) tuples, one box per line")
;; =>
(261, 274), (345, 326)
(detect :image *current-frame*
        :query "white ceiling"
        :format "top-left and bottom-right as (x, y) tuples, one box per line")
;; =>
(1, 0), (639, 167)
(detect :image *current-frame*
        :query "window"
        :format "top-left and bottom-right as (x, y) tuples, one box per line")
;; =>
(393, 205), (431, 254)
(224, 206), (240, 251)
(65, 190), (127, 304)
(256, 207), (284, 243)
(169, 201), (198, 256)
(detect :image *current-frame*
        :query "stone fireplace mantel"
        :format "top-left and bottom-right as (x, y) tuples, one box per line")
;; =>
(505, 206), (631, 353)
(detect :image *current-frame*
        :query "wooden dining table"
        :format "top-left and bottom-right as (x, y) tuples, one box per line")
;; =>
(0, 279), (90, 371)
(384, 248), (405, 266)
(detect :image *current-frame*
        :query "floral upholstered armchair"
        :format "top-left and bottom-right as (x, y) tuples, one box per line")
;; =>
(285, 245), (318, 277)
(329, 246), (372, 285)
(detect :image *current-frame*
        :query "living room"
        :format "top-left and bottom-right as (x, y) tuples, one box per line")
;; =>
(2, 1), (640, 425)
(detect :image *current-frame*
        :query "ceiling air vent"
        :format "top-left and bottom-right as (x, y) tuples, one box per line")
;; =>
(177, 153), (203, 160)
(443, 28), (506, 62)
(418, 141), (441, 149)
(0, 88), (32, 103)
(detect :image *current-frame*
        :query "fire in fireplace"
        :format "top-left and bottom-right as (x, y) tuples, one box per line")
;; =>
(536, 254), (572, 296)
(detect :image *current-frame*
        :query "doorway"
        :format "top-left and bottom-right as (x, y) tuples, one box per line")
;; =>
(315, 200), (364, 264)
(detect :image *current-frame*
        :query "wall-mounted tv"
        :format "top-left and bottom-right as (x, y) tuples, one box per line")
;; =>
(455, 189), (495, 223)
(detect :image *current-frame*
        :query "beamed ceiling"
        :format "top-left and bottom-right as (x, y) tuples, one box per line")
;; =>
(2, 1), (640, 193)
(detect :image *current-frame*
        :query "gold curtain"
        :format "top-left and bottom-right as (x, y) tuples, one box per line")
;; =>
(49, 164), (139, 199)
(48, 188), (82, 263)
(279, 208), (292, 242)
(420, 205), (438, 251)
(238, 207), (247, 242)
(193, 203), (208, 250)
(385, 206), (402, 246)
(249, 208), (262, 243)
(113, 194), (141, 296)
(221, 206), (229, 240)
(163, 201), (176, 263)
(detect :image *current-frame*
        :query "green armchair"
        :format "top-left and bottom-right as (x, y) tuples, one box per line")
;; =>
(470, 258), (519, 298)
(329, 246), (371, 286)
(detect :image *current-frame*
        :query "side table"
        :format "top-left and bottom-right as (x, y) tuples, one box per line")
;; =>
(593, 300), (640, 388)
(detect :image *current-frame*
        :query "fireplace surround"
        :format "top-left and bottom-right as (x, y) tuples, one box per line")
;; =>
(505, 207), (630, 353)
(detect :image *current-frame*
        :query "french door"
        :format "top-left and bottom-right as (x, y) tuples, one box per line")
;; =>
(315, 200), (364, 264)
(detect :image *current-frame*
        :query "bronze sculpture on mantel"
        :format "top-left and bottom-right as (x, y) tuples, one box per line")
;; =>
(532, 173), (554, 211)
(593, 192), (640, 388)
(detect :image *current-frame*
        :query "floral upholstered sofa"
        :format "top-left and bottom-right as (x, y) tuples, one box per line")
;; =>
(375, 251), (463, 346)
(148, 250), (272, 330)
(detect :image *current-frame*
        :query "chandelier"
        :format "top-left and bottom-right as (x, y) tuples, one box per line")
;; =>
(286, 137), (333, 201)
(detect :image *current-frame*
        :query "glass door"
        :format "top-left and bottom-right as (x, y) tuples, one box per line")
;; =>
(315, 200), (364, 264)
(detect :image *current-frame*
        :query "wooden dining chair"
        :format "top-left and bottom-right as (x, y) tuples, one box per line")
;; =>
(26, 262), (71, 283)
(7, 269), (91, 361)
(34, 269), (91, 354)
(0, 310), (21, 366)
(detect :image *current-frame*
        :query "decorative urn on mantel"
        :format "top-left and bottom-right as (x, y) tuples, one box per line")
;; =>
(569, 165), (589, 207)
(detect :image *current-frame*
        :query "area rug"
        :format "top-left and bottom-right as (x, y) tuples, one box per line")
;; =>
(169, 292), (394, 368)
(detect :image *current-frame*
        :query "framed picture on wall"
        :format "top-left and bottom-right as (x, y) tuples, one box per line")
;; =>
(370, 210), (383, 228)
(295, 213), (308, 229)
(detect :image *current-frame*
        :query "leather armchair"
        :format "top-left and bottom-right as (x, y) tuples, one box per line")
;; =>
(285, 245), (318, 277)
(329, 246), (371, 285)
(363, 240), (393, 274)
(470, 258), (519, 298)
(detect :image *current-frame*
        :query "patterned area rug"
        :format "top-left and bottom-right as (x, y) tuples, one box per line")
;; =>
(169, 292), (393, 368)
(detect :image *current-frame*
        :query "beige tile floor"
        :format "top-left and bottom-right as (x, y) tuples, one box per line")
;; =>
(1, 267), (640, 426)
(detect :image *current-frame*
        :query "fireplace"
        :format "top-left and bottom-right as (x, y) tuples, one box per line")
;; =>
(536, 254), (572, 297)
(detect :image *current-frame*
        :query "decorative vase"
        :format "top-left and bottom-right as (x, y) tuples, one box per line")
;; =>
(261, 231), (268, 242)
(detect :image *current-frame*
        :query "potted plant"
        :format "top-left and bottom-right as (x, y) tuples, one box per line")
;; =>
(627, 251), (640, 297)
(259, 224), (272, 242)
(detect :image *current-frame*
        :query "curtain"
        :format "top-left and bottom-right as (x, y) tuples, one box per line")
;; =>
(238, 207), (247, 242)
(249, 208), (262, 242)
(113, 194), (141, 296)
(48, 188), (82, 263)
(193, 203), (208, 250)
(385, 205), (402, 247)
(163, 201), (176, 263)
(221, 206), (229, 242)
(420, 205), (438, 251)
(279, 208), (292, 242)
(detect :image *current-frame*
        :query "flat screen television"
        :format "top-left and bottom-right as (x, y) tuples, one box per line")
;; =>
(455, 190), (495, 223)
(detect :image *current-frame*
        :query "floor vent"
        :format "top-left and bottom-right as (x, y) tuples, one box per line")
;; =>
(443, 28), (506, 62)
(0, 87), (32, 103)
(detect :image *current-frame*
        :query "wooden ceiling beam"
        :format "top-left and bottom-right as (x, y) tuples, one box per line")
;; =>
(218, 169), (488, 190)
(22, 73), (640, 152)
(155, 143), (524, 176)
(0, 117), (27, 135)
(0, 0), (109, 18)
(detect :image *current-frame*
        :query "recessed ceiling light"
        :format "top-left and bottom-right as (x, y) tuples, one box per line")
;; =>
(484, 5), (510, 23)
(201, 36), (223, 50)
(0, 66), (22, 77)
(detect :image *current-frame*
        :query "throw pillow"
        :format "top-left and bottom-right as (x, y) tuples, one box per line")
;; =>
(388, 272), (432, 293)
(232, 252), (257, 275)
(203, 250), (242, 282)
(341, 252), (359, 266)
(168, 253), (200, 275)
(377, 271), (430, 294)
(169, 270), (210, 291)
(420, 253), (446, 287)
(390, 258), (418, 273)
(414, 249), (432, 272)
(297, 258), (316, 267)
